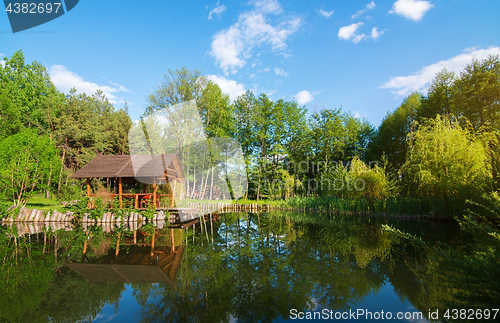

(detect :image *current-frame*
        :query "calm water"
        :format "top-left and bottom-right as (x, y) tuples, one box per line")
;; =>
(0, 211), (489, 322)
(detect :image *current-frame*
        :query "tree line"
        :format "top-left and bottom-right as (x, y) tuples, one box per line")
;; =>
(0, 50), (131, 206)
(1, 50), (499, 220)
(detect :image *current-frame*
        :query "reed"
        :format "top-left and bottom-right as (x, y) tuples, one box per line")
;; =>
(269, 196), (445, 216)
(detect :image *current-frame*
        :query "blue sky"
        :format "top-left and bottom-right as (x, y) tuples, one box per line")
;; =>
(1, 0), (499, 126)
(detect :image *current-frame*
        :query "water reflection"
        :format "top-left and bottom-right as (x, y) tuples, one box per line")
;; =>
(67, 229), (184, 284)
(0, 211), (492, 322)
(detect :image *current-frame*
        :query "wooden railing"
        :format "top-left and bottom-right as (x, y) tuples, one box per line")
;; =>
(88, 193), (174, 209)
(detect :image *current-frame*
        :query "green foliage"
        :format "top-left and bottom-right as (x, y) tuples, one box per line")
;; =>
(0, 201), (14, 219)
(54, 89), (132, 174)
(89, 197), (107, 219)
(56, 181), (85, 201)
(348, 156), (399, 200)
(142, 203), (156, 219)
(0, 50), (64, 139)
(368, 92), (422, 168)
(383, 195), (500, 310)
(309, 108), (374, 165)
(404, 115), (492, 213)
(0, 128), (61, 206)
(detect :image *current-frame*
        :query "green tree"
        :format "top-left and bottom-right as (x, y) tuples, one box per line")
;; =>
(368, 92), (422, 169)
(453, 55), (500, 131)
(404, 115), (492, 211)
(0, 50), (64, 138)
(0, 129), (61, 206)
(54, 89), (131, 172)
(418, 69), (455, 121)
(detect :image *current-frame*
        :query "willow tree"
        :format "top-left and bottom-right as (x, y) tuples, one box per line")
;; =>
(404, 115), (492, 212)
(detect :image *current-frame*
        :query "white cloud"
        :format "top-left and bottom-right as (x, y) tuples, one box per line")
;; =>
(264, 89), (277, 97)
(49, 65), (129, 104)
(319, 9), (334, 18)
(208, 2), (226, 20)
(251, 0), (282, 14)
(0, 53), (5, 68)
(353, 34), (368, 43)
(352, 1), (376, 19)
(338, 22), (364, 41)
(210, 0), (300, 75)
(295, 90), (314, 105)
(108, 80), (132, 93)
(389, 0), (433, 21)
(206, 74), (246, 101)
(339, 22), (382, 43)
(263, 67), (270, 72)
(274, 67), (289, 77)
(370, 27), (383, 40)
(380, 47), (500, 96)
(353, 111), (368, 119)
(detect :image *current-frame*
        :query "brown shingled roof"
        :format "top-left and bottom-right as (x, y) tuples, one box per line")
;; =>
(71, 154), (185, 183)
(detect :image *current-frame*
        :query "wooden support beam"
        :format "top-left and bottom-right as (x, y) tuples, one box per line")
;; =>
(170, 179), (176, 207)
(150, 233), (155, 256)
(153, 182), (157, 208)
(82, 231), (89, 262)
(87, 178), (91, 197)
(87, 178), (91, 208)
(119, 177), (123, 208)
(115, 232), (121, 256)
(171, 229), (175, 253)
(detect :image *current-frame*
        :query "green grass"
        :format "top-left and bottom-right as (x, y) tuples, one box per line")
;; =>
(25, 194), (68, 213)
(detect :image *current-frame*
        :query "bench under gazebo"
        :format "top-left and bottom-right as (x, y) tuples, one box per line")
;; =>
(71, 154), (185, 210)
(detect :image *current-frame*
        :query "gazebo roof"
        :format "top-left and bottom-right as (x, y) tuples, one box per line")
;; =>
(71, 154), (185, 183)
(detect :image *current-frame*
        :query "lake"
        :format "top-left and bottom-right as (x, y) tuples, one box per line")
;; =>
(0, 211), (493, 322)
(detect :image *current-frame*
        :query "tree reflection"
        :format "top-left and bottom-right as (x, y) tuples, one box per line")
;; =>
(1, 210), (493, 323)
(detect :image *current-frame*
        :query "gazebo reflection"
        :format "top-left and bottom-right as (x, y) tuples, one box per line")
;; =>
(66, 229), (184, 284)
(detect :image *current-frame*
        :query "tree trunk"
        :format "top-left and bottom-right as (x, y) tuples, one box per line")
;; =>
(45, 166), (52, 199)
(57, 148), (66, 193)
(209, 166), (214, 200)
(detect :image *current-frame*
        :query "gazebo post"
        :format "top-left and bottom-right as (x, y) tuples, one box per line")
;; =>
(115, 232), (121, 257)
(153, 181), (157, 209)
(86, 178), (91, 197)
(119, 177), (123, 208)
(171, 229), (175, 253)
(87, 178), (91, 208)
(150, 233), (155, 257)
(170, 179), (176, 207)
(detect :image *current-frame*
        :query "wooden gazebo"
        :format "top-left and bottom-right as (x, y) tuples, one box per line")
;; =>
(71, 154), (185, 209)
